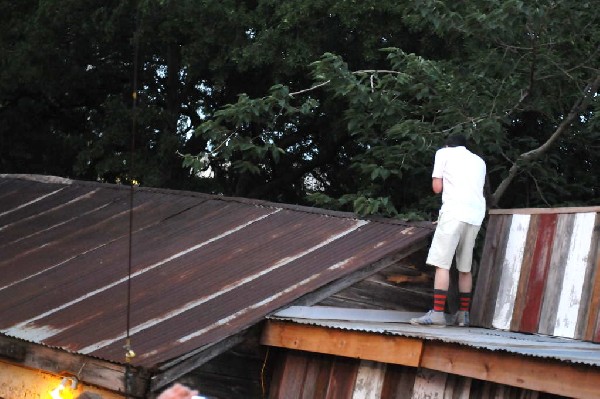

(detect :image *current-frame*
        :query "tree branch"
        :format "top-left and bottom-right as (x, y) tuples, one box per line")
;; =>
(289, 80), (331, 97)
(527, 170), (551, 207)
(289, 70), (406, 97)
(491, 74), (600, 206)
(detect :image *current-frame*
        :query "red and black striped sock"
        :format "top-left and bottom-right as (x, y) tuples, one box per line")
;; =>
(433, 289), (447, 312)
(459, 292), (471, 311)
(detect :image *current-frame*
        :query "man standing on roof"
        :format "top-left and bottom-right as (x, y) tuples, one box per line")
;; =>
(410, 134), (486, 327)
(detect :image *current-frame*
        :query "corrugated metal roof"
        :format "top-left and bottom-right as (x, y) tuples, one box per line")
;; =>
(269, 306), (600, 367)
(0, 175), (433, 368)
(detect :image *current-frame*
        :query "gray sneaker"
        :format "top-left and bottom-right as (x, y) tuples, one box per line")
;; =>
(455, 310), (470, 327)
(410, 310), (446, 327)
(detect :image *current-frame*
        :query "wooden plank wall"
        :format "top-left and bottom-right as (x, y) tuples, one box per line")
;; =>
(173, 326), (268, 399)
(472, 209), (600, 342)
(267, 350), (560, 399)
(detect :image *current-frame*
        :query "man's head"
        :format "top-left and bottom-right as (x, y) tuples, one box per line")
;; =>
(444, 134), (467, 147)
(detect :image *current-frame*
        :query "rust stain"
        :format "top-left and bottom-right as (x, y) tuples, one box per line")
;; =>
(0, 175), (433, 368)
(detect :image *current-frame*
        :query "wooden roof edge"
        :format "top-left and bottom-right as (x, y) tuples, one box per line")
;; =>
(0, 173), (74, 185)
(150, 333), (246, 392)
(0, 174), (433, 229)
(489, 206), (600, 215)
(0, 334), (149, 397)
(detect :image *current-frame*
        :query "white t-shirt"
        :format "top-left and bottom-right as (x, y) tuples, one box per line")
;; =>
(432, 146), (486, 225)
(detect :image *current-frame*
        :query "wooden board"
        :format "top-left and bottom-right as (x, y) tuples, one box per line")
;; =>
(471, 215), (511, 327)
(516, 213), (557, 333)
(576, 213), (600, 340)
(444, 374), (471, 399)
(553, 212), (597, 338)
(492, 214), (530, 330)
(420, 341), (600, 399)
(302, 354), (335, 399)
(410, 368), (447, 399)
(318, 250), (433, 312)
(482, 214), (513, 328)
(489, 206), (600, 215)
(263, 320), (600, 399)
(0, 334), (147, 397)
(351, 360), (386, 399)
(261, 321), (423, 368)
(0, 360), (124, 399)
(326, 356), (358, 399)
(380, 365), (417, 399)
(270, 350), (309, 399)
(584, 214), (600, 342)
(537, 213), (575, 335)
(510, 213), (541, 331)
(473, 210), (600, 341)
(176, 328), (266, 399)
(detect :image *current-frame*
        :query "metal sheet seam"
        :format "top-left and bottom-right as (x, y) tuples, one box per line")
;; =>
(3, 209), (282, 343)
(175, 223), (368, 345)
(0, 187), (66, 218)
(82, 219), (369, 355)
(1, 201), (111, 245)
(0, 189), (102, 232)
(138, 257), (359, 362)
(174, 257), (356, 345)
(0, 203), (140, 292)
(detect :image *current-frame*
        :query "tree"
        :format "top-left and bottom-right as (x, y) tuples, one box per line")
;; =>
(2, 1), (598, 218)
(0, 0), (134, 177)
(186, 0), (600, 217)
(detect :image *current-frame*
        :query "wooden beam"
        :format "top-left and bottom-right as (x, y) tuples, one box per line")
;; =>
(261, 321), (600, 399)
(489, 207), (600, 215)
(0, 338), (26, 361)
(0, 334), (148, 397)
(421, 341), (600, 399)
(150, 331), (246, 392)
(290, 241), (429, 307)
(260, 320), (423, 367)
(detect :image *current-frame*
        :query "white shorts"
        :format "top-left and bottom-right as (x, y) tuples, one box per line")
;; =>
(426, 212), (481, 272)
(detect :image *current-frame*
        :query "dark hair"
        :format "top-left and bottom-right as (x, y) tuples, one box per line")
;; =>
(444, 134), (467, 147)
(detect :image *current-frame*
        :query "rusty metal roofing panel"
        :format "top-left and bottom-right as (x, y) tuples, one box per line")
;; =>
(0, 175), (433, 369)
(269, 306), (600, 367)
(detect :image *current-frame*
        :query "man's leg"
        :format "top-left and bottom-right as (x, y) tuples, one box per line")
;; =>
(410, 213), (460, 327)
(455, 223), (479, 326)
(433, 267), (450, 312)
(457, 271), (472, 325)
(410, 267), (450, 326)
(458, 271), (472, 293)
(435, 267), (451, 290)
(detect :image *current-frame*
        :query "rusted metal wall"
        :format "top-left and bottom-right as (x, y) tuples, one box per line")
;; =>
(472, 208), (600, 342)
(267, 350), (560, 399)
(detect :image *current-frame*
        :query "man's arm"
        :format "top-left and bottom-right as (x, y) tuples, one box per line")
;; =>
(432, 177), (443, 194)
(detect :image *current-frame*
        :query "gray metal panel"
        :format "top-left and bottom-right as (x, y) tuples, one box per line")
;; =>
(269, 306), (600, 367)
(0, 175), (433, 368)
